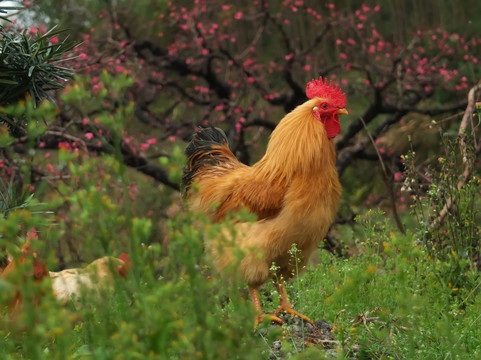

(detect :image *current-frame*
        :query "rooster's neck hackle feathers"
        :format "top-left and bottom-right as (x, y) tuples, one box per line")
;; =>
(255, 98), (335, 182)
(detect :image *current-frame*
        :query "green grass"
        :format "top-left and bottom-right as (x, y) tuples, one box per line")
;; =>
(299, 244), (481, 359)
(2, 205), (481, 359)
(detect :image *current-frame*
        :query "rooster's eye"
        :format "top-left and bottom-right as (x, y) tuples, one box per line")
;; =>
(321, 103), (328, 109)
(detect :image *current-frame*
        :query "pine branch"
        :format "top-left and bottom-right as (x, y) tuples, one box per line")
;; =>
(0, 26), (77, 107)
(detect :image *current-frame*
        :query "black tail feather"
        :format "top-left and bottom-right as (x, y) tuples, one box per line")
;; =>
(182, 127), (230, 193)
(184, 126), (228, 158)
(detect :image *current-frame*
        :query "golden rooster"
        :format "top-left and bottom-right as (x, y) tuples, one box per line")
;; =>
(182, 77), (348, 325)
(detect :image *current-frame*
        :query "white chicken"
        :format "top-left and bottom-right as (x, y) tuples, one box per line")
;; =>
(49, 254), (131, 306)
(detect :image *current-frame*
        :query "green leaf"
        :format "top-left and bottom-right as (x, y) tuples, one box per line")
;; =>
(0, 78), (18, 84)
(28, 65), (35, 77)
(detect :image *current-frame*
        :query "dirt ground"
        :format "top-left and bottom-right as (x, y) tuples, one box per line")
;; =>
(264, 315), (337, 359)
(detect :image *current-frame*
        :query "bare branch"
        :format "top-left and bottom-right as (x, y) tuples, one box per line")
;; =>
(13, 130), (180, 191)
(429, 81), (481, 230)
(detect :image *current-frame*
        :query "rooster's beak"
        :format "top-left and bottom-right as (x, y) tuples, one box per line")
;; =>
(337, 108), (348, 115)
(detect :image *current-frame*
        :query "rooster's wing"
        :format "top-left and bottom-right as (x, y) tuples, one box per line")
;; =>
(183, 127), (287, 222)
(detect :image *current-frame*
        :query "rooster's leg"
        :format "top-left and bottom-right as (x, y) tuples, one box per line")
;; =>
(249, 287), (284, 327)
(274, 280), (315, 325)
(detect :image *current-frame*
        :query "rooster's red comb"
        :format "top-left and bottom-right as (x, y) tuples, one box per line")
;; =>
(306, 77), (347, 108)
(118, 253), (132, 267)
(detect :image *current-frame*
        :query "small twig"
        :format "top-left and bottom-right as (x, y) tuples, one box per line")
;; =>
(307, 338), (337, 345)
(351, 308), (395, 341)
(359, 117), (406, 234)
(36, 174), (72, 181)
(46, 130), (88, 152)
(333, 308), (347, 330)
